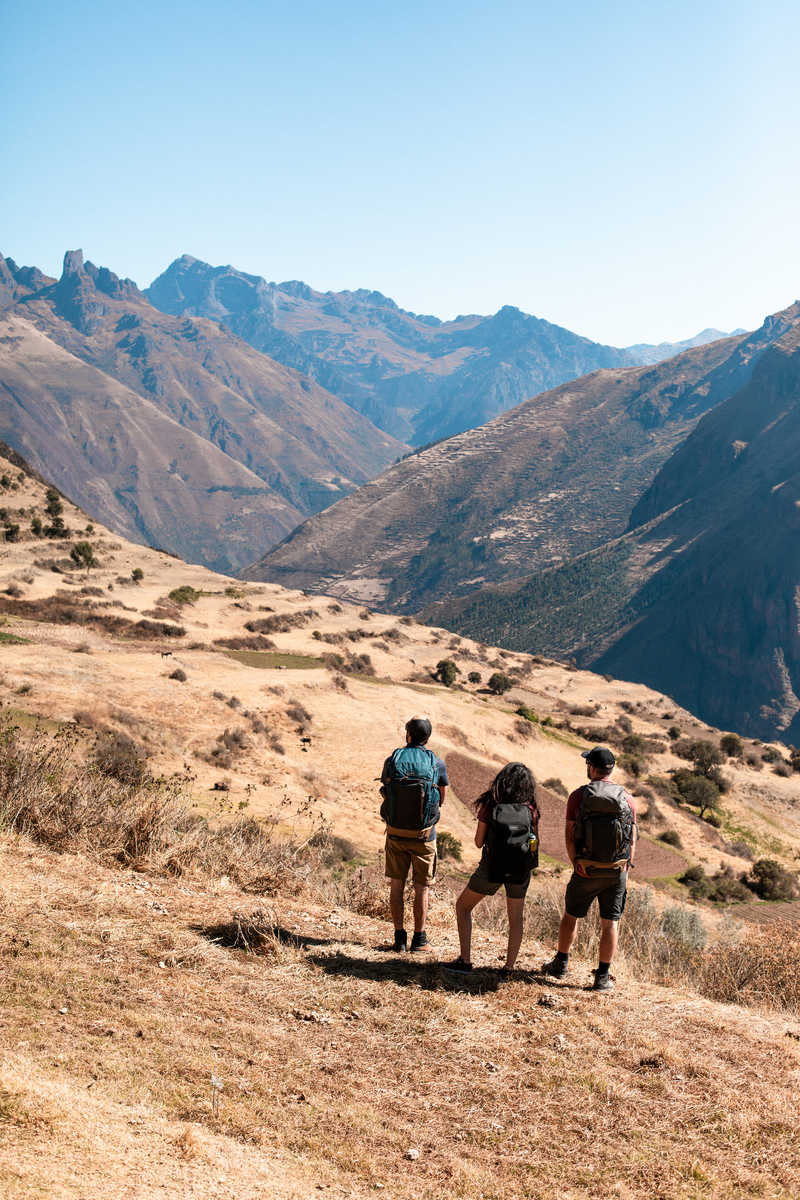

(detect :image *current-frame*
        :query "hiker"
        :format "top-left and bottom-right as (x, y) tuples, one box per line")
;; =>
(380, 717), (449, 952)
(542, 746), (637, 991)
(445, 762), (539, 975)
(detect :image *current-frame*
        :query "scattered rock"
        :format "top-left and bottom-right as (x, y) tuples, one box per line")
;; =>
(405, 1148), (420, 1161)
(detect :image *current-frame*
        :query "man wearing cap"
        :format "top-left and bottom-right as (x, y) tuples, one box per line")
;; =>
(542, 746), (636, 991)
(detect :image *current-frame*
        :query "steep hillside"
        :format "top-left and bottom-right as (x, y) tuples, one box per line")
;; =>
(428, 315), (800, 741)
(247, 319), (787, 607)
(147, 256), (639, 443)
(2, 449), (800, 1199)
(0, 251), (403, 573)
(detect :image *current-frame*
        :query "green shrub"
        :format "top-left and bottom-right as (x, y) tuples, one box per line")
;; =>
(70, 541), (97, 569)
(131, 567), (144, 582)
(468, 671), (481, 684)
(516, 705), (539, 723)
(761, 746), (781, 763)
(487, 672), (513, 695)
(168, 585), (202, 606)
(435, 659), (459, 687)
(720, 733), (743, 758)
(3, 523), (20, 543)
(659, 905), (706, 951)
(658, 829), (682, 848)
(30, 516), (42, 537)
(169, 668), (188, 682)
(436, 831), (463, 862)
(543, 776), (568, 798)
(748, 859), (799, 901)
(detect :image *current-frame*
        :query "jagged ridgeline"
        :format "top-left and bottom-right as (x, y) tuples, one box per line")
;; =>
(0, 250), (405, 574)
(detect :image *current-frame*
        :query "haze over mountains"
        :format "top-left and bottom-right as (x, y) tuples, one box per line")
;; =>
(147, 255), (731, 444)
(0, 250), (403, 572)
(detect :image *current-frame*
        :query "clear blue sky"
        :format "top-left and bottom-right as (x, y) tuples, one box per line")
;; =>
(2, 0), (799, 344)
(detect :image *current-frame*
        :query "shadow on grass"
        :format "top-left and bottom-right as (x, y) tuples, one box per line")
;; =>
(195, 922), (336, 951)
(306, 950), (510, 993)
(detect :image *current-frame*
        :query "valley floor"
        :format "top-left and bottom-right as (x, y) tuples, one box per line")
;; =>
(2, 836), (799, 1200)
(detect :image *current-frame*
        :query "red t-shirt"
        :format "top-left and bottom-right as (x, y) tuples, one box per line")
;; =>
(565, 783), (637, 822)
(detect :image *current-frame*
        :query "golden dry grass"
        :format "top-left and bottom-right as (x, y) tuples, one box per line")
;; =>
(1, 832), (800, 1200)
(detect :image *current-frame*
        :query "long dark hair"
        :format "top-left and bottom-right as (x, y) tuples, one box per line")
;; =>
(475, 762), (539, 821)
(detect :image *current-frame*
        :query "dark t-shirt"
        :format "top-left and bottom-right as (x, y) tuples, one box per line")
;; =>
(381, 747), (449, 842)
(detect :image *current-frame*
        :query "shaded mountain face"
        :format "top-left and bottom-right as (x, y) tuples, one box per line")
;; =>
(427, 309), (800, 741)
(246, 318), (781, 607)
(147, 256), (641, 444)
(0, 251), (404, 573)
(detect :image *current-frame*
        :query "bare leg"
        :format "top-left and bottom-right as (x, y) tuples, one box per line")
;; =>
(413, 883), (430, 933)
(389, 878), (405, 931)
(599, 918), (618, 963)
(557, 911), (578, 954)
(505, 896), (525, 969)
(455, 888), (484, 963)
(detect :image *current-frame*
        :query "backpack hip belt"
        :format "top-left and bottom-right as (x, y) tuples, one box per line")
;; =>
(576, 857), (629, 872)
(384, 823), (436, 840)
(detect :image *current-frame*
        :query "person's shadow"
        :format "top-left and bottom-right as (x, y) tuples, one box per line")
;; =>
(305, 950), (545, 993)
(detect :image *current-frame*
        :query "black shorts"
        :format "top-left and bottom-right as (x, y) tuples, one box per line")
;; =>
(565, 869), (628, 921)
(467, 853), (531, 900)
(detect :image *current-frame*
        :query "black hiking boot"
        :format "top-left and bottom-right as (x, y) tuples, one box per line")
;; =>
(592, 968), (614, 992)
(393, 929), (408, 953)
(541, 956), (568, 979)
(409, 931), (429, 953)
(442, 956), (473, 973)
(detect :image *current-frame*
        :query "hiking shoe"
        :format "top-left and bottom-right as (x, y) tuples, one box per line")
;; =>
(592, 969), (614, 992)
(541, 956), (568, 979)
(393, 929), (408, 953)
(442, 956), (473, 973)
(409, 931), (429, 952)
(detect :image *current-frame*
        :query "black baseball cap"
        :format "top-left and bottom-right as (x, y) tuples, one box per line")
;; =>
(582, 746), (615, 770)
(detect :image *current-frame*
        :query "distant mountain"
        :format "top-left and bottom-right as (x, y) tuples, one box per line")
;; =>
(0, 251), (404, 573)
(249, 301), (800, 623)
(626, 327), (743, 365)
(147, 256), (641, 443)
(425, 306), (800, 741)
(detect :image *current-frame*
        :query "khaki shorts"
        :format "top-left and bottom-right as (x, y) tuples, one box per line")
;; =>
(385, 833), (437, 886)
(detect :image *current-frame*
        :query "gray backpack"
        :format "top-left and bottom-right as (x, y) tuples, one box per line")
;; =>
(574, 781), (634, 864)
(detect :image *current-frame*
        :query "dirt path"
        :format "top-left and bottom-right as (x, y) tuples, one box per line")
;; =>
(445, 750), (686, 880)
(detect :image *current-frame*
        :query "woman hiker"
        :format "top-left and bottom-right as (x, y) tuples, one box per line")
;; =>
(445, 762), (539, 975)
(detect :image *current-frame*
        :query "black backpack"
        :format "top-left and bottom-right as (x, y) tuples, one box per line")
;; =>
(574, 781), (634, 864)
(380, 746), (441, 832)
(487, 802), (537, 882)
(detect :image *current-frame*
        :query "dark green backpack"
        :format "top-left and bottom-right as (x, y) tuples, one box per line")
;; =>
(380, 746), (441, 832)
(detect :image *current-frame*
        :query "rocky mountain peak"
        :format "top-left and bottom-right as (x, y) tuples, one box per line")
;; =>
(61, 248), (85, 278)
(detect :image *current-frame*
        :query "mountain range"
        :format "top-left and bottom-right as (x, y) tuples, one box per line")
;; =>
(0, 251), (403, 573)
(146, 255), (731, 444)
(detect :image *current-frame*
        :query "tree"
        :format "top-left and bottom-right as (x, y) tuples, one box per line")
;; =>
(435, 659), (458, 687)
(70, 541), (97, 569)
(30, 516), (42, 536)
(45, 488), (63, 517)
(673, 770), (721, 818)
(720, 733), (743, 758)
(467, 671), (481, 684)
(131, 567), (144, 582)
(488, 671), (513, 695)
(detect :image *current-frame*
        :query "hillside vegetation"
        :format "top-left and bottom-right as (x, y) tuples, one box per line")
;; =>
(2, 449), (800, 1197)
